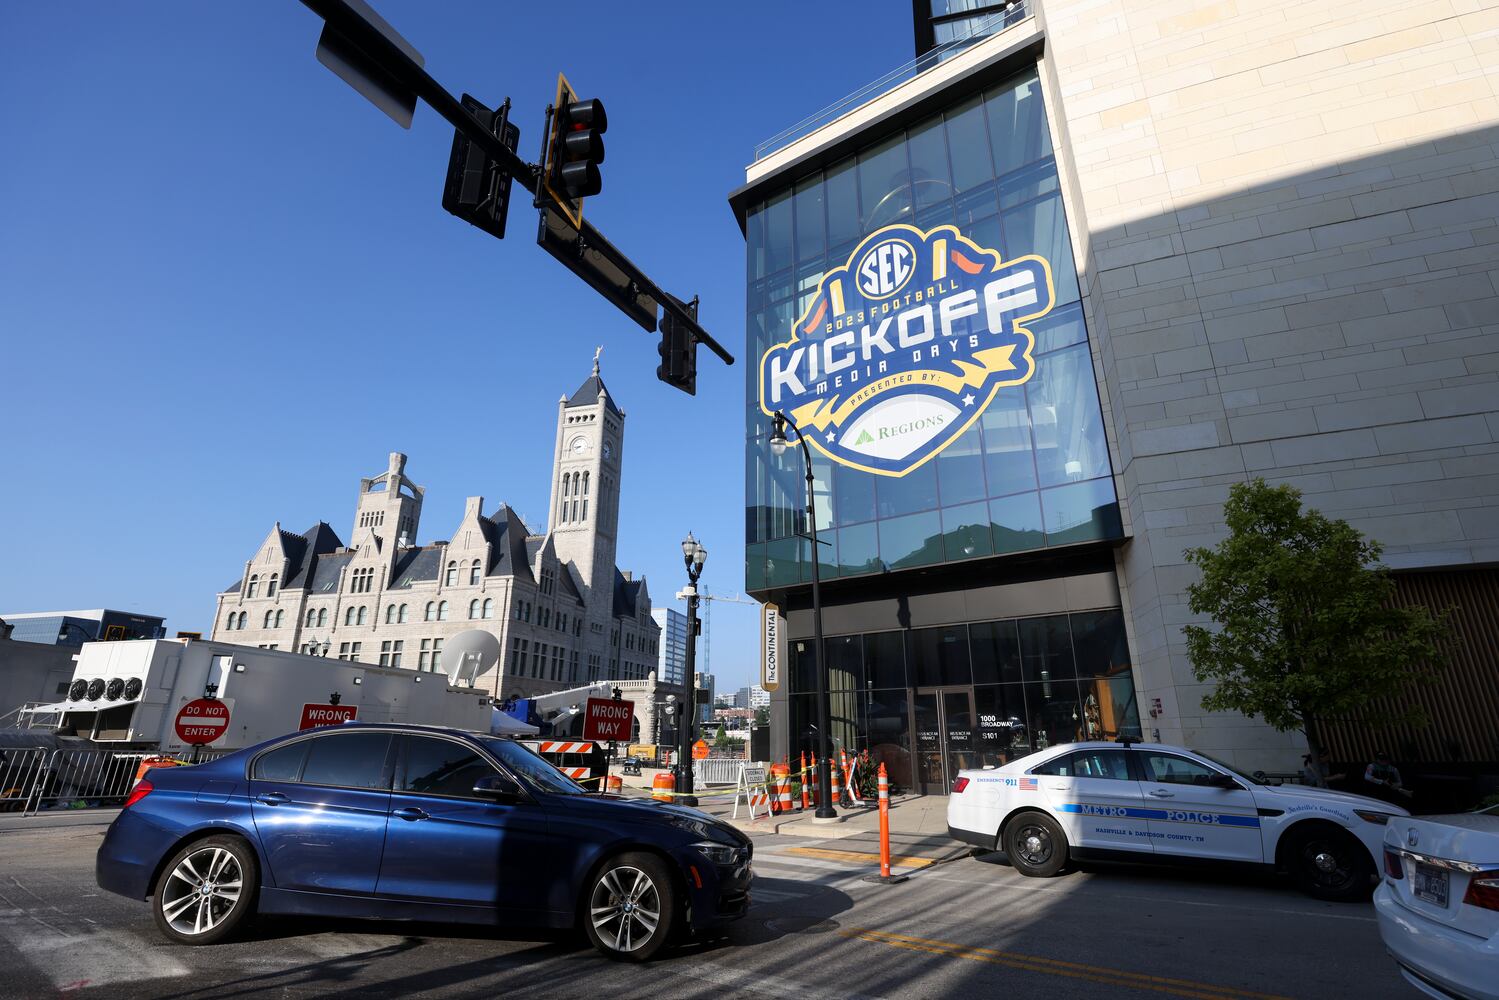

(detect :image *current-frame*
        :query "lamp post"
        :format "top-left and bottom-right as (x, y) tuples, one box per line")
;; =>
(769, 410), (836, 819)
(56, 621), (99, 645)
(676, 532), (707, 806)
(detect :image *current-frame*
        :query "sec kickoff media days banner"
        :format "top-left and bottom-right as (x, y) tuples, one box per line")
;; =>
(759, 223), (1056, 478)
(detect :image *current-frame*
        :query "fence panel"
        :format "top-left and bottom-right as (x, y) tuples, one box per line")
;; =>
(695, 758), (758, 786)
(0, 748), (52, 813)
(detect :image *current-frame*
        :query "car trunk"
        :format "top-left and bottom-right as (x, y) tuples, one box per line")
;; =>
(1385, 813), (1499, 940)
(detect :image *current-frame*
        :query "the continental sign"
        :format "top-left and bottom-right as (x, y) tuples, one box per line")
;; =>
(759, 224), (1056, 477)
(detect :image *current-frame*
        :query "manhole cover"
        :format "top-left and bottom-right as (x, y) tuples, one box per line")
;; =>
(765, 917), (840, 934)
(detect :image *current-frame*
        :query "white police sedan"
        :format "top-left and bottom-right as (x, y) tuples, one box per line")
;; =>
(947, 739), (1406, 901)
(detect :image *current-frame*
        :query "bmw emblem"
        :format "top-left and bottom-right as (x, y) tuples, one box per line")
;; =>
(1407, 829), (1419, 848)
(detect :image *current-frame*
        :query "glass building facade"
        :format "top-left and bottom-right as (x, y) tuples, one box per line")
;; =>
(744, 70), (1121, 592)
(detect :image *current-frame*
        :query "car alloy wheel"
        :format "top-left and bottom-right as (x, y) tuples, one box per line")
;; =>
(152, 835), (257, 944)
(591, 866), (661, 954)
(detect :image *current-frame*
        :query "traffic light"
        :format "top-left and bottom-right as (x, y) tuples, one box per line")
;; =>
(657, 295), (699, 396)
(543, 73), (607, 228)
(441, 94), (520, 239)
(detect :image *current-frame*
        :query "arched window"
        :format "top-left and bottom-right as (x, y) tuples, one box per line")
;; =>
(225, 611), (237, 631)
(345, 606), (356, 626)
(425, 601), (436, 622)
(469, 560), (481, 586)
(237, 611), (247, 630)
(274, 609), (284, 628)
(469, 599), (480, 620)
(581, 472), (590, 520)
(267, 574), (278, 597)
(397, 604), (408, 623)
(357, 606), (368, 626)
(247, 575), (259, 599)
(263, 611), (274, 629)
(482, 598), (494, 619)
(385, 604), (397, 624)
(445, 561), (458, 586)
(317, 608), (327, 627)
(437, 601), (449, 621)
(306, 609), (316, 627)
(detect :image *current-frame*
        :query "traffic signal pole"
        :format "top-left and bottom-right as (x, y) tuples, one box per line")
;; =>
(298, 0), (734, 368)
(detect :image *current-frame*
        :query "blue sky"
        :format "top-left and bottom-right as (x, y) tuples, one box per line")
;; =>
(0, 2), (911, 693)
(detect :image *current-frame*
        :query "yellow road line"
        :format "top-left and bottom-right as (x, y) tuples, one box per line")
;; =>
(840, 927), (1291, 1000)
(784, 846), (936, 869)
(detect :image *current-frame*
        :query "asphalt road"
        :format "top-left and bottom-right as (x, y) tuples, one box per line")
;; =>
(0, 811), (1416, 999)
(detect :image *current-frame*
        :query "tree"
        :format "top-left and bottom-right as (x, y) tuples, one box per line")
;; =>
(1182, 479), (1447, 762)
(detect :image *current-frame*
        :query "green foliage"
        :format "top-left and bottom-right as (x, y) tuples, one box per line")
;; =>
(711, 727), (735, 751)
(1182, 479), (1447, 741)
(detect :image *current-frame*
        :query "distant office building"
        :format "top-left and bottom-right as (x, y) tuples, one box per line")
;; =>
(732, 685), (770, 710)
(650, 607), (688, 686)
(0, 610), (166, 648)
(695, 672), (716, 725)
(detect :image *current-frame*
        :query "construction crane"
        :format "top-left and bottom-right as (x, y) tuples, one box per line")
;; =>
(696, 588), (757, 678)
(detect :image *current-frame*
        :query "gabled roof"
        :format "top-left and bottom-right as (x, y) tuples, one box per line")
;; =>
(559, 564), (587, 608)
(486, 505), (534, 582)
(566, 373), (621, 416)
(613, 568), (646, 619)
(389, 546), (441, 589)
(309, 551), (353, 594)
(283, 522), (343, 589)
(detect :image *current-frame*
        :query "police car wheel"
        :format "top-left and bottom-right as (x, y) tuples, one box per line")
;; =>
(1290, 829), (1373, 902)
(1004, 812), (1068, 878)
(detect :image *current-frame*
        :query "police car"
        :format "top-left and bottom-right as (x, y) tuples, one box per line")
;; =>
(947, 739), (1407, 901)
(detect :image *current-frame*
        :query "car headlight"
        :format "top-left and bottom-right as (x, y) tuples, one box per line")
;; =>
(691, 841), (739, 866)
(1354, 809), (1394, 825)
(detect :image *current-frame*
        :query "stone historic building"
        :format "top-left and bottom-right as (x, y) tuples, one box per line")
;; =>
(210, 357), (661, 698)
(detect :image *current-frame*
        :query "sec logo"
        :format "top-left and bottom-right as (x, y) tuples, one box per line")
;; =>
(856, 239), (915, 299)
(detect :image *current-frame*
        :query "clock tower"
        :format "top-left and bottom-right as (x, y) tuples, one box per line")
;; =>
(548, 349), (624, 599)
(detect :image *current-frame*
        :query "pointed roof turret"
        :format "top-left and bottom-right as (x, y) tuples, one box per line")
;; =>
(566, 346), (622, 415)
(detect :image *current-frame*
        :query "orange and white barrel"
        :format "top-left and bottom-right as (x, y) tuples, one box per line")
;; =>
(651, 771), (675, 802)
(770, 762), (792, 814)
(606, 775), (623, 794)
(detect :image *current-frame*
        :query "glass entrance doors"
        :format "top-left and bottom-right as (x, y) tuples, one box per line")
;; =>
(913, 687), (976, 794)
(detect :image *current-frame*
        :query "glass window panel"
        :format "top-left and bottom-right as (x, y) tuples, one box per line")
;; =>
(810, 452), (835, 532)
(838, 521), (881, 576)
(790, 693), (820, 758)
(833, 461), (875, 526)
(916, 199), (957, 230)
(253, 741), (307, 782)
(1003, 193), (1080, 306)
(765, 535), (801, 586)
(907, 114), (954, 211)
(863, 631), (907, 689)
(791, 639), (818, 694)
(1028, 343), (1110, 488)
(1033, 748), (1131, 779)
(878, 510), (943, 570)
(981, 387), (1037, 497)
(794, 174), (827, 264)
(745, 203), (765, 283)
(944, 94), (995, 194)
(970, 619), (1022, 684)
(1018, 614), (1077, 682)
(1023, 678), (1084, 750)
(877, 462), (939, 518)
(1042, 478), (1123, 545)
(954, 181), (997, 228)
(990, 491), (1046, 554)
(998, 158), (1060, 211)
(399, 736), (496, 798)
(908, 625), (972, 686)
(1080, 666), (1142, 742)
(1032, 301), (1087, 355)
(1070, 610), (1130, 677)
(941, 501), (993, 561)
(300, 733), (392, 790)
(764, 188), (794, 275)
(811, 528), (839, 581)
(986, 73), (1052, 176)
(858, 133), (914, 231)
(974, 684), (1031, 765)
(745, 542), (768, 592)
(828, 687), (862, 756)
(862, 687), (912, 789)
(1140, 753), (1220, 786)
(937, 424), (986, 506)
(825, 634), (863, 691)
(825, 157), (861, 248)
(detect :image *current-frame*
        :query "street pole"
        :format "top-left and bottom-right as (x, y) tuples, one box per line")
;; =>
(678, 585), (699, 806)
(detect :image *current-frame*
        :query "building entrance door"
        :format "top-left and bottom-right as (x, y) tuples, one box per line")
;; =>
(912, 687), (976, 795)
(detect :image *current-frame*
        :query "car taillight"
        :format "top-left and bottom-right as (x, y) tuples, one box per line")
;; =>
(123, 779), (153, 809)
(1383, 848), (1404, 879)
(952, 777), (969, 793)
(1463, 872), (1499, 911)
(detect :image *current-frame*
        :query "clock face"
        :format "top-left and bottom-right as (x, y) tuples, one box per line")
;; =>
(570, 436), (588, 455)
(603, 441), (613, 459)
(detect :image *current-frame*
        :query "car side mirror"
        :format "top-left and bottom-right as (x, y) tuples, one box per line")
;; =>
(1209, 773), (1240, 790)
(473, 773), (525, 802)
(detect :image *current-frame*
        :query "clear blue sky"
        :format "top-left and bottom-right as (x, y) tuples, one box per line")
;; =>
(0, 2), (910, 693)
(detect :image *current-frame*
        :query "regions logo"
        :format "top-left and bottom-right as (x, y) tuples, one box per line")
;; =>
(758, 224), (1056, 477)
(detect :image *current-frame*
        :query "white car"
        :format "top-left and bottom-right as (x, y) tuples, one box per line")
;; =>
(947, 739), (1407, 901)
(1375, 806), (1499, 1000)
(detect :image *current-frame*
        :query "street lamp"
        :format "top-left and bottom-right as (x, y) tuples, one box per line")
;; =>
(769, 410), (836, 819)
(676, 532), (707, 806)
(56, 621), (99, 645)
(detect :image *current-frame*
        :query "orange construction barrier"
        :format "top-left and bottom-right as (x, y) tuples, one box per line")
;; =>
(862, 762), (907, 884)
(770, 762), (793, 814)
(133, 756), (183, 788)
(829, 754), (842, 805)
(606, 775), (623, 794)
(651, 771), (675, 802)
(800, 752), (812, 810)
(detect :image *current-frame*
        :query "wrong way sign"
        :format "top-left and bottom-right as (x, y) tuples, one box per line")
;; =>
(299, 703), (358, 730)
(582, 698), (634, 742)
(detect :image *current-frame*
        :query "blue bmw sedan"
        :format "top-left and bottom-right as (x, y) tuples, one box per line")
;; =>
(96, 724), (752, 960)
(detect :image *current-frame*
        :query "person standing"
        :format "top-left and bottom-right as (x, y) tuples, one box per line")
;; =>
(1301, 746), (1345, 788)
(1364, 750), (1413, 803)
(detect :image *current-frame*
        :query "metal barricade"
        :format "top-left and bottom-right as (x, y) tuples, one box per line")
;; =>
(0, 748), (52, 813)
(695, 757), (753, 787)
(21, 749), (157, 815)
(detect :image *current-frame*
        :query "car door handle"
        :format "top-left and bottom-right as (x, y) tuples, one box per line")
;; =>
(1148, 789), (1174, 798)
(255, 792), (288, 805)
(1045, 782), (1069, 791)
(392, 806), (429, 821)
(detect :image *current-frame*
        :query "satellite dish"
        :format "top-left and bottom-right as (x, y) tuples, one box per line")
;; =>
(445, 629), (500, 686)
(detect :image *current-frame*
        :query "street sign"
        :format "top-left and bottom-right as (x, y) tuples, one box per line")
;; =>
(692, 739), (710, 760)
(582, 697), (635, 742)
(174, 699), (231, 745)
(761, 602), (783, 692)
(312, 0), (425, 128)
(299, 703), (359, 730)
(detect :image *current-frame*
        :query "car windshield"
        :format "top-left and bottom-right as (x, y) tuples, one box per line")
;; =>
(480, 737), (587, 796)
(1190, 750), (1271, 786)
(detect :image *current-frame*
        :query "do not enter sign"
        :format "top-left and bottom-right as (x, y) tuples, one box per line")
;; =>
(174, 698), (230, 745)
